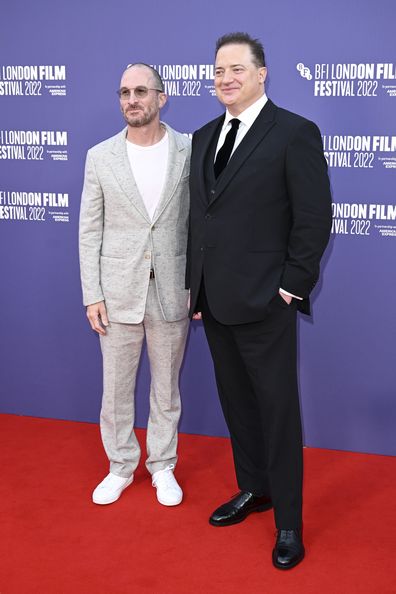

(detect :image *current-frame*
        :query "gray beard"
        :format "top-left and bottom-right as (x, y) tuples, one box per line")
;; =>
(124, 108), (156, 128)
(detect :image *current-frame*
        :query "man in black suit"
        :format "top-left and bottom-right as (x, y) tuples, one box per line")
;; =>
(187, 33), (332, 569)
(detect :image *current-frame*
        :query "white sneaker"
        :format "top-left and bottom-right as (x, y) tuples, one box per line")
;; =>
(152, 464), (183, 506)
(92, 472), (133, 505)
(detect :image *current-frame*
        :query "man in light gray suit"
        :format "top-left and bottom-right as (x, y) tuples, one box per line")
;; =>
(79, 63), (190, 506)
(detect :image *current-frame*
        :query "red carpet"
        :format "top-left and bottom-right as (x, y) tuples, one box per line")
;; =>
(1, 414), (395, 594)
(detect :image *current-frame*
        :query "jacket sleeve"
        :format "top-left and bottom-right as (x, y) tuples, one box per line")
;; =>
(281, 120), (332, 297)
(79, 150), (105, 306)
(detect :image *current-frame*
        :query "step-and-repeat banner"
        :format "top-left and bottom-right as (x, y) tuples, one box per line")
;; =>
(1, 0), (395, 455)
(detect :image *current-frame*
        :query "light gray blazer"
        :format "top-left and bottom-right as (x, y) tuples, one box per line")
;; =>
(79, 124), (191, 323)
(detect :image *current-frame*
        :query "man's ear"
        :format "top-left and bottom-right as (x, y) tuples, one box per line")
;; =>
(258, 67), (267, 84)
(159, 93), (168, 109)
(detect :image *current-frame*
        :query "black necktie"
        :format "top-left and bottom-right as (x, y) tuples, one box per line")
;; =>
(214, 118), (240, 179)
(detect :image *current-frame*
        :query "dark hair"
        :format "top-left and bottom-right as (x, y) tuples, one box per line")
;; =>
(215, 32), (265, 68)
(126, 63), (164, 92)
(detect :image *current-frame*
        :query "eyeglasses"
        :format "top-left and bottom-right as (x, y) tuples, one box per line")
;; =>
(116, 86), (163, 100)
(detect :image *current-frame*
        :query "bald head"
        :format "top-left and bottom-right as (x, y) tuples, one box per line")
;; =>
(121, 63), (164, 92)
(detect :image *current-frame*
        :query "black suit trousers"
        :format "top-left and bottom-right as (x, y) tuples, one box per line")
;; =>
(200, 284), (303, 529)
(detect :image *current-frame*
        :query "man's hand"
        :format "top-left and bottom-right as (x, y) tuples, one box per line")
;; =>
(279, 290), (292, 305)
(188, 290), (202, 320)
(86, 301), (109, 335)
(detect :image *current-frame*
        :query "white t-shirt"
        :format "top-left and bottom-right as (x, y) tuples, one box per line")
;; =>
(126, 131), (169, 220)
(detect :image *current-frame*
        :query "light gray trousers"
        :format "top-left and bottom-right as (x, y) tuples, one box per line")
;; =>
(99, 279), (189, 477)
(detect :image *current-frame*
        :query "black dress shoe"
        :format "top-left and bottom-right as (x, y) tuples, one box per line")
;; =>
(272, 529), (305, 570)
(209, 491), (272, 527)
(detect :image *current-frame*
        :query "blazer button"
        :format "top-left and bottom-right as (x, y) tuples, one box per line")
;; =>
(205, 214), (211, 220)
(210, 190), (215, 195)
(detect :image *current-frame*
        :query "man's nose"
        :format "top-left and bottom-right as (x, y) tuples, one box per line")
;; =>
(222, 70), (234, 84)
(127, 96), (140, 106)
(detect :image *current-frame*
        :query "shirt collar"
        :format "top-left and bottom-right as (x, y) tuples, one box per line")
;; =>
(223, 94), (268, 129)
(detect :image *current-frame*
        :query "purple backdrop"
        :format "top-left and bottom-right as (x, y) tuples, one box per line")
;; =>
(1, 0), (395, 456)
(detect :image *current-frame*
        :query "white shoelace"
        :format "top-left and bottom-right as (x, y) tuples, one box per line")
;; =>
(152, 464), (176, 488)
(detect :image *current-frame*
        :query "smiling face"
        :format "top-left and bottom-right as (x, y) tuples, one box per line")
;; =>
(214, 43), (267, 116)
(119, 65), (166, 128)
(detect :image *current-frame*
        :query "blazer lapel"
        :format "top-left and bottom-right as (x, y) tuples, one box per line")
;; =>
(109, 128), (151, 223)
(212, 100), (277, 203)
(152, 123), (188, 223)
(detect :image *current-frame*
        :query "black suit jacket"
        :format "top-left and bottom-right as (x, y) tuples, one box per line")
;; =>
(186, 99), (332, 324)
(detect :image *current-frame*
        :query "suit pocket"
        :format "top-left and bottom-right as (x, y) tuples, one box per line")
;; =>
(100, 253), (125, 260)
(269, 293), (295, 310)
